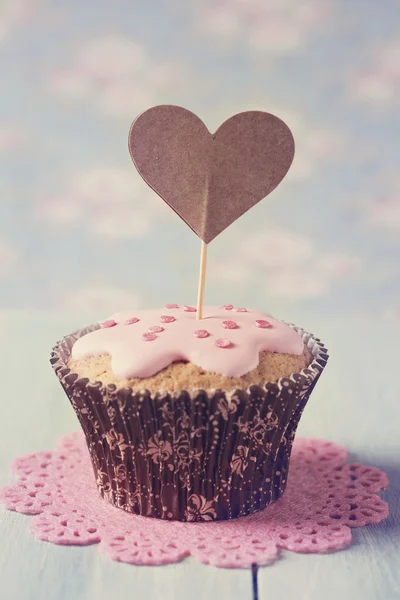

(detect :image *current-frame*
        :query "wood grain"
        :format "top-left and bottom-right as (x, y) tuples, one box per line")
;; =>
(258, 315), (400, 600)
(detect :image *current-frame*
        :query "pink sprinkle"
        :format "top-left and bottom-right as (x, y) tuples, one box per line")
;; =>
(234, 307), (247, 312)
(222, 320), (239, 329)
(215, 338), (233, 349)
(255, 319), (272, 329)
(148, 325), (164, 333)
(165, 303), (179, 309)
(194, 329), (209, 338)
(124, 317), (139, 325)
(219, 304), (233, 310)
(184, 305), (197, 312)
(100, 319), (117, 328)
(142, 332), (157, 341)
(160, 315), (176, 323)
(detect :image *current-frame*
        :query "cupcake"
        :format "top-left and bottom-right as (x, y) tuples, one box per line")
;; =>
(51, 304), (328, 521)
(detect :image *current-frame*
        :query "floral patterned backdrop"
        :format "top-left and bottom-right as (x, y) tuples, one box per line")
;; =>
(1, 0), (399, 322)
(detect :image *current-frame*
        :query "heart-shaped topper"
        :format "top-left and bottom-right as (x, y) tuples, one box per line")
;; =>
(128, 105), (294, 244)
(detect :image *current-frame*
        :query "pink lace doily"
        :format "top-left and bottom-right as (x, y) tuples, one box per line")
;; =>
(0, 432), (388, 569)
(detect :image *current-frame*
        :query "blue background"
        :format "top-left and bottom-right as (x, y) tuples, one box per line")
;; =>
(1, 0), (399, 323)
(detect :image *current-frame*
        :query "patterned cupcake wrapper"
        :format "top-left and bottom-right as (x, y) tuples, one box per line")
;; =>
(51, 325), (328, 521)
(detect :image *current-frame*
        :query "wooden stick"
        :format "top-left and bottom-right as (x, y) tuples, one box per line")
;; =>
(196, 241), (208, 320)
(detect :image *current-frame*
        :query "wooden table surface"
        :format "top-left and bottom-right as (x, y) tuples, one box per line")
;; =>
(1, 311), (399, 600)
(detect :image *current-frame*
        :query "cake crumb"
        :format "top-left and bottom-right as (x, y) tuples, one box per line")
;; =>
(68, 347), (312, 393)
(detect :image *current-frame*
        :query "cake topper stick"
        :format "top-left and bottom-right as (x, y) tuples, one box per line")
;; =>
(128, 105), (295, 311)
(196, 241), (208, 320)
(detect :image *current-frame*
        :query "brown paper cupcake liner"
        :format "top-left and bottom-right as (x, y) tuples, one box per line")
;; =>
(50, 324), (328, 521)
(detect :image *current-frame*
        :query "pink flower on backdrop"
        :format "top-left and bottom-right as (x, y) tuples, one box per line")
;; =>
(49, 35), (181, 118)
(350, 42), (400, 109)
(0, 1), (36, 43)
(210, 227), (361, 300)
(197, 0), (331, 54)
(36, 167), (169, 240)
(59, 284), (140, 314)
(370, 193), (400, 230)
(0, 240), (19, 273)
(0, 126), (28, 151)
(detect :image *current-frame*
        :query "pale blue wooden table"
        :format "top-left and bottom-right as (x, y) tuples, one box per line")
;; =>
(1, 312), (399, 600)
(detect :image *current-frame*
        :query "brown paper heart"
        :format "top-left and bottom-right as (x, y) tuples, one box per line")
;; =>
(128, 105), (294, 243)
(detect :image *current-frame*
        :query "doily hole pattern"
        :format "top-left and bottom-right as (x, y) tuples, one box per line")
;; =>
(0, 432), (388, 569)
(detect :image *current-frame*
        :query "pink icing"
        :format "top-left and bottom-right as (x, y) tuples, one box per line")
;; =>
(142, 332), (157, 342)
(71, 306), (304, 379)
(194, 329), (209, 338)
(184, 305), (196, 312)
(165, 303), (179, 309)
(222, 320), (239, 329)
(255, 319), (272, 329)
(148, 326), (164, 333)
(215, 338), (233, 349)
(124, 317), (139, 325)
(101, 319), (117, 328)
(160, 315), (176, 323)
